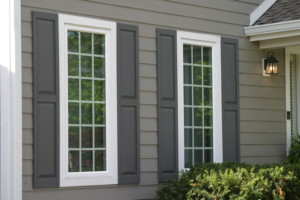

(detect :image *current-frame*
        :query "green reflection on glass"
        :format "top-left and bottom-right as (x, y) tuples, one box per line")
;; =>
(193, 66), (202, 85)
(95, 103), (105, 125)
(95, 150), (106, 171)
(81, 126), (93, 148)
(68, 31), (79, 53)
(68, 78), (79, 100)
(193, 46), (202, 65)
(94, 57), (105, 78)
(81, 103), (93, 124)
(94, 34), (105, 55)
(81, 56), (92, 77)
(69, 151), (79, 172)
(94, 80), (105, 101)
(81, 32), (92, 54)
(69, 126), (79, 148)
(69, 103), (79, 124)
(194, 108), (203, 127)
(82, 150), (93, 172)
(204, 108), (212, 127)
(68, 54), (79, 76)
(81, 79), (92, 101)
(194, 87), (202, 106)
(184, 45), (191, 63)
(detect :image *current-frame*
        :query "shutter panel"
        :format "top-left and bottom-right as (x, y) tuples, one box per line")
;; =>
(157, 29), (178, 182)
(117, 23), (140, 184)
(221, 37), (240, 162)
(32, 11), (60, 188)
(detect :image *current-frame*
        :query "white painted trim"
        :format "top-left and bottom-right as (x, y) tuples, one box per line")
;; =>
(250, 0), (277, 26)
(285, 46), (300, 155)
(177, 31), (222, 171)
(59, 14), (118, 187)
(0, 0), (22, 199)
(245, 19), (300, 41)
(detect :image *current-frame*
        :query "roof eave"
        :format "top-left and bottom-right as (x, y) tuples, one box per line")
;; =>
(245, 19), (300, 41)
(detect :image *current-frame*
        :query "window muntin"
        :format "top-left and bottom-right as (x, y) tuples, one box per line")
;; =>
(177, 31), (223, 171)
(67, 30), (106, 172)
(59, 14), (117, 187)
(183, 44), (213, 168)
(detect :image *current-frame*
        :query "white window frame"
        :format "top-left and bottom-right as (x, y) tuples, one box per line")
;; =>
(177, 31), (223, 171)
(59, 14), (118, 187)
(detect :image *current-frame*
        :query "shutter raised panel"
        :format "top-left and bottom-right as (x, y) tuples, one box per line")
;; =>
(32, 11), (60, 188)
(157, 29), (178, 183)
(117, 23), (140, 184)
(221, 37), (240, 162)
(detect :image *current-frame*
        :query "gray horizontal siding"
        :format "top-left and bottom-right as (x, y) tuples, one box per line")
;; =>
(21, 0), (286, 199)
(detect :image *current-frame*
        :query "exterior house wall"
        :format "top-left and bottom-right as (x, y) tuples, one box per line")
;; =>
(21, 0), (287, 199)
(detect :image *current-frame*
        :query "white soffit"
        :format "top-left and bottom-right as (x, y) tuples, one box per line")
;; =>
(250, 0), (277, 26)
(245, 19), (300, 41)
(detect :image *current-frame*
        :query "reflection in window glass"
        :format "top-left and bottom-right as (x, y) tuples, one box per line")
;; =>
(183, 44), (213, 168)
(67, 30), (106, 172)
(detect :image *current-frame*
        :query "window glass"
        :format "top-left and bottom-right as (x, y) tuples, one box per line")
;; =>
(68, 30), (106, 172)
(183, 44), (213, 168)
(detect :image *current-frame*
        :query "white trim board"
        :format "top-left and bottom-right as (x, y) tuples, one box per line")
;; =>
(250, 0), (277, 26)
(285, 46), (300, 155)
(0, 0), (22, 199)
(177, 31), (223, 171)
(59, 14), (118, 187)
(245, 19), (300, 41)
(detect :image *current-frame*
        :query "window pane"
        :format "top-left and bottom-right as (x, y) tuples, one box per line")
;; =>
(194, 128), (203, 147)
(194, 87), (202, 106)
(182, 44), (214, 167)
(68, 78), (79, 100)
(94, 34), (105, 55)
(81, 103), (93, 124)
(184, 45), (191, 63)
(69, 126), (79, 148)
(81, 56), (92, 77)
(194, 150), (203, 164)
(193, 46), (202, 65)
(204, 149), (213, 162)
(82, 151), (93, 172)
(95, 150), (106, 171)
(204, 129), (213, 147)
(184, 86), (192, 105)
(68, 31), (79, 53)
(204, 87), (212, 106)
(184, 107), (192, 126)
(68, 54), (79, 76)
(67, 30), (107, 173)
(95, 103), (105, 125)
(193, 66), (202, 85)
(69, 103), (79, 124)
(184, 65), (192, 84)
(95, 127), (105, 148)
(82, 126), (93, 148)
(81, 79), (93, 101)
(203, 47), (212, 66)
(184, 149), (193, 168)
(94, 57), (105, 78)
(184, 128), (193, 147)
(204, 108), (212, 127)
(69, 151), (79, 172)
(194, 108), (203, 127)
(81, 32), (92, 54)
(94, 80), (105, 101)
(203, 67), (212, 86)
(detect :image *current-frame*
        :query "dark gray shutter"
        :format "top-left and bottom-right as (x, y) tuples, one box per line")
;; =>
(32, 11), (60, 188)
(117, 23), (140, 184)
(221, 37), (240, 162)
(157, 29), (178, 182)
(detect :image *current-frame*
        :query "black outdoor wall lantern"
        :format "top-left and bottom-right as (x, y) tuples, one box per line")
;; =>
(264, 52), (279, 74)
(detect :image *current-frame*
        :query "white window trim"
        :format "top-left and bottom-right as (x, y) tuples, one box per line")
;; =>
(177, 31), (223, 171)
(0, 0), (22, 199)
(59, 14), (118, 187)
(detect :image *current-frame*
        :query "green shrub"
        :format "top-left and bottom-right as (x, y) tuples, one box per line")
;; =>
(156, 162), (300, 200)
(285, 134), (300, 164)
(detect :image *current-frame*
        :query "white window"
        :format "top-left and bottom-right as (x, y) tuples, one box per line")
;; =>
(177, 31), (223, 171)
(59, 14), (117, 186)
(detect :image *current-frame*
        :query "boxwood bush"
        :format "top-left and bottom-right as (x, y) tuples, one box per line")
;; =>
(156, 162), (300, 200)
